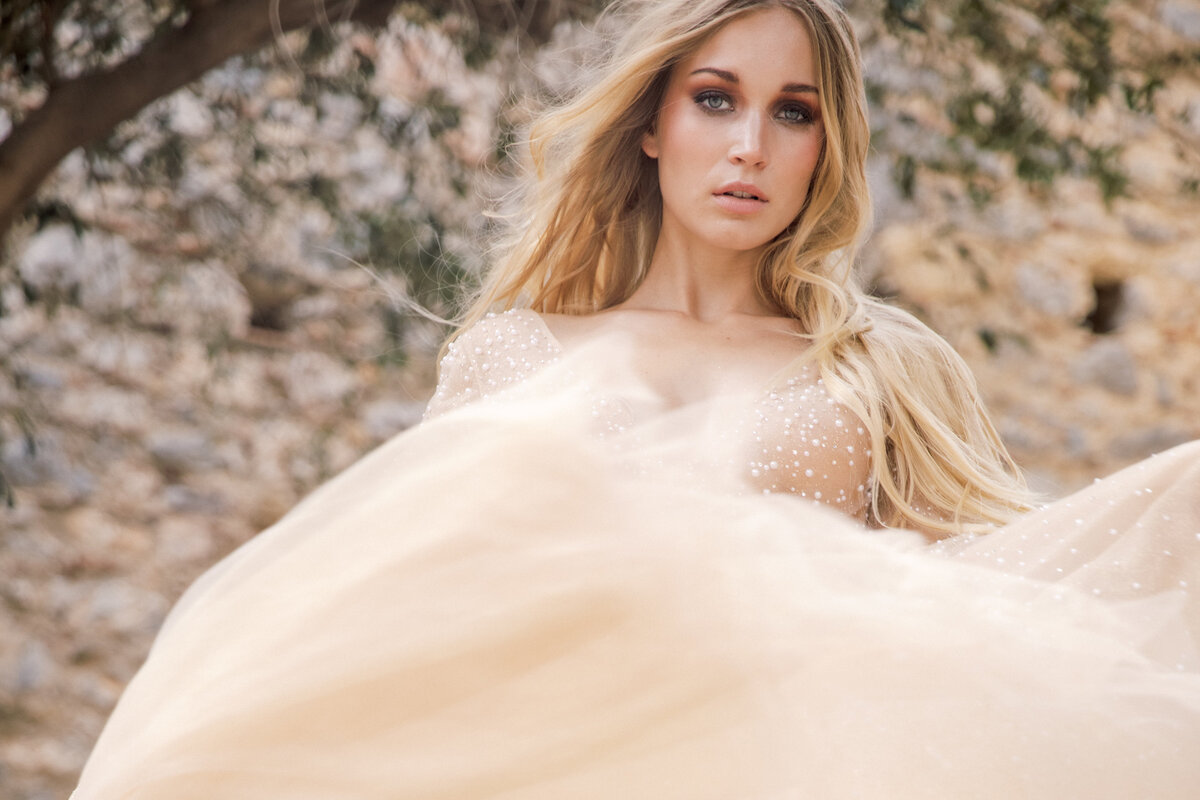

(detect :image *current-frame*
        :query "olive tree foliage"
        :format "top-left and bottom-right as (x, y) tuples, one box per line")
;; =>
(878, 0), (1193, 205)
(0, 0), (572, 246)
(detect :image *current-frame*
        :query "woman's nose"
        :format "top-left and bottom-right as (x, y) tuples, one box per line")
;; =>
(728, 111), (767, 167)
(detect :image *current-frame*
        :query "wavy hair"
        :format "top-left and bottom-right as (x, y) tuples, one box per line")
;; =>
(453, 0), (1037, 535)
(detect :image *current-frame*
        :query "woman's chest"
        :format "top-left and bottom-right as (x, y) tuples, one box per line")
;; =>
(584, 367), (872, 518)
(440, 311), (873, 521)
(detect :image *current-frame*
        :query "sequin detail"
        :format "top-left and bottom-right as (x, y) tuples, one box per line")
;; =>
(426, 310), (873, 522)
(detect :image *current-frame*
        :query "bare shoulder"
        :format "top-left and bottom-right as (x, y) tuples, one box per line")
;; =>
(537, 309), (634, 350)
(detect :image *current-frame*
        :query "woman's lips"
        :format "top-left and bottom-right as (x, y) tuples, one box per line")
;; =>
(713, 183), (768, 213)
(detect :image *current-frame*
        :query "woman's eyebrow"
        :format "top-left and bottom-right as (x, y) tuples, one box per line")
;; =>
(688, 67), (818, 94)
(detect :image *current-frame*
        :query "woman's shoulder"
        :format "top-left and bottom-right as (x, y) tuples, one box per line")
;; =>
(425, 309), (562, 419)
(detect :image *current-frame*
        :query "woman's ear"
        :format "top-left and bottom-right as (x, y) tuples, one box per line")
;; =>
(641, 125), (659, 159)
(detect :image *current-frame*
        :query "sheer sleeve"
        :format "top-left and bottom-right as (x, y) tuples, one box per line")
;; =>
(423, 311), (562, 421)
(423, 335), (480, 421)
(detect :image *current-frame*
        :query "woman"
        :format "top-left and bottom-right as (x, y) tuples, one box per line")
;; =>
(73, 1), (1200, 798)
(428, 0), (1035, 539)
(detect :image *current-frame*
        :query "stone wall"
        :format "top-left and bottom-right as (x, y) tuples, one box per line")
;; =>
(1, 1), (1198, 796)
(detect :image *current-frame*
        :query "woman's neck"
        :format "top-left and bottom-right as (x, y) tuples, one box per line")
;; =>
(621, 231), (775, 322)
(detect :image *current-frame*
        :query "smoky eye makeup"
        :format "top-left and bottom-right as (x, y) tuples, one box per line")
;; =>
(693, 89), (733, 113)
(776, 100), (817, 124)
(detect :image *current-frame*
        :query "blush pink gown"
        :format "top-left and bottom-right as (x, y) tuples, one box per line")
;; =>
(72, 311), (1200, 799)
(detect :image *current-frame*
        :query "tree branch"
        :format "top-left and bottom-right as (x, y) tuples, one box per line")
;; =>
(0, 0), (390, 245)
(0, 0), (573, 248)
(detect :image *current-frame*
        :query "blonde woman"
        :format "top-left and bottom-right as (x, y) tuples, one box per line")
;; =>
(73, 1), (1200, 797)
(427, 0), (1036, 539)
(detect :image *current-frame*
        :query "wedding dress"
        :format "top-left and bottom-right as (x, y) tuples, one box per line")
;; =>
(72, 310), (1200, 799)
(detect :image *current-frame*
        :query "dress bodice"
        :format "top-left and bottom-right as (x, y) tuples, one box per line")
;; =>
(426, 310), (873, 522)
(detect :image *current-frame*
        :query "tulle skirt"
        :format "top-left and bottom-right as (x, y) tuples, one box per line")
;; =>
(72, 397), (1200, 799)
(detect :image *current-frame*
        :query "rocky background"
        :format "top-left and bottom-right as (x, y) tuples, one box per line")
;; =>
(1, 0), (1198, 796)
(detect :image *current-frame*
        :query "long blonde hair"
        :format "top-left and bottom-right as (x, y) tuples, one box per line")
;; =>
(454, 0), (1037, 534)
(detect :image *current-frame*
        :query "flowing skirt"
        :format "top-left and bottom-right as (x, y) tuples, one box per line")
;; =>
(72, 397), (1200, 799)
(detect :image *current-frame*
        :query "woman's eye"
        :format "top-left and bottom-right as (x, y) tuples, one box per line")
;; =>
(694, 91), (731, 112)
(777, 104), (812, 124)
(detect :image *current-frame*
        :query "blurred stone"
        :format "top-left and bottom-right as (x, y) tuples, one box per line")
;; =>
(342, 128), (409, 209)
(65, 579), (168, 638)
(207, 352), (278, 413)
(1110, 427), (1195, 460)
(76, 332), (162, 385)
(981, 191), (1047, 241)
(317, 92), (365, 139)
(1121, 134), (1180, 194)
(147, 260), (251, 338)
(1162, 0), (1200, 40)
(15, 640), (55, 693)
(70, 670), (122, 711)
(1071, 340), (1139, 396)
(13, 359), (67, 390)
(1014, 260), (1089, 319)
(280, 351), (359, 413)
(162, 484), (227, 515)
(1112, 276), (1158, 328)
(1, 435), (94, 504)
(2, 734), (84, 779)
(188, 197), (245, 244)
(203, 62), (266, 96)
(238, 262), (314, 331)
(57, 386), (152, 435)
(289, 292), (341, 323)
(363, 399), (425, 440)
(1121, 207), (1176, 245)
(1156, 374), (1175, 408)
(76, 231), (138, 317)
(155, 517), (215, 564)
(866, 153), (919, 230)
(17, 225), (82, 297)
(146, 430), (222, 476)
(167, 90), (214, 138)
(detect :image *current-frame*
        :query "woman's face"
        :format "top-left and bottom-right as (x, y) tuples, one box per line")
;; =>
(643, 7), (825, 256)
